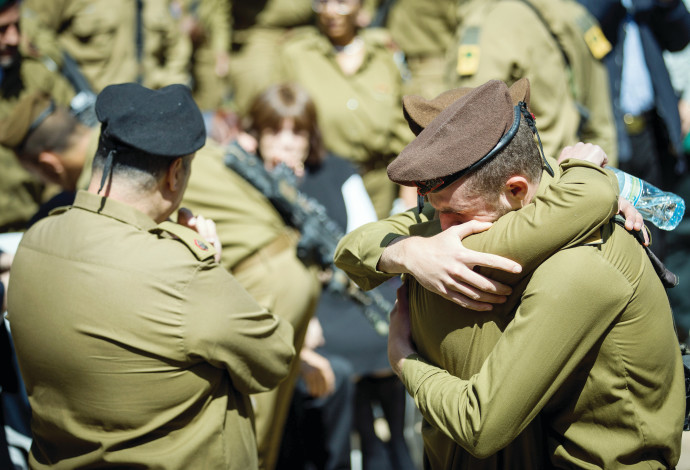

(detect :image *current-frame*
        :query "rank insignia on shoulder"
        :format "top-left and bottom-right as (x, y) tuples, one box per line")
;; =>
(457, 45), (480, 77)
(457, 26), (481, 77)
(152, 221), (216, 261)
(576, 14), (611, 60)
(584, 25), (611, 59)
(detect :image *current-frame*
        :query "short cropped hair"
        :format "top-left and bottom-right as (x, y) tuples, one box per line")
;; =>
(461, 118), (543, 203)
(92, 141), (192, 191)
(17, 108), (81, 165)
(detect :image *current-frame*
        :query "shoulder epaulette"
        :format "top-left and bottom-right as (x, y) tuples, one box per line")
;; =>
(151, 221), (216, 262)
(456, 26), (481, 77)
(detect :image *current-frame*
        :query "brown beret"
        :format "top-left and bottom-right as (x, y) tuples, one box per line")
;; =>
(388, 80), (528, 190)
(402, 78), (531, 136)
(0, 91), (55, 151)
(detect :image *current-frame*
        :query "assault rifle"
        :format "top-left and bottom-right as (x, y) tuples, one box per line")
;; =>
(61, 52), (98, 127)
(224, 142), (391, 336)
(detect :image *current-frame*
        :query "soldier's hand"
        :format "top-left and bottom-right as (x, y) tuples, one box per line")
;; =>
(299, 349), (336, 398)
(557, 142), (608, 167)
(618, 198), (650, 246)
(388, 282), (415, 378)
(380, 220), (521, 311)
(177, 208), (222, 263)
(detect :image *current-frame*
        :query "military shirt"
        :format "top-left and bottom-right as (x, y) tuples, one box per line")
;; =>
(402, 221), (684, 468)
(7, 190), (295, 469)
(279, 27), (414, 217)
(334, 159), (623, 468)
(181, 141), (290, 271)
(0, 55), (76, 232)
(24, 0), (191, 92)
(386, 0), (457, 58)
(448, 0), (618, 164)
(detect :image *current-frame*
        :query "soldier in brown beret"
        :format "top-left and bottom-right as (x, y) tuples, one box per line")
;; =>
(335, 79), (683, 468)
(7, 83), (295, 469)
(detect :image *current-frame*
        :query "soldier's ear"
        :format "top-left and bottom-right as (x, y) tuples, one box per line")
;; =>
(503, 175), (531, 209)
(36, 151), (65, 181)
(165, 157), (186, 192)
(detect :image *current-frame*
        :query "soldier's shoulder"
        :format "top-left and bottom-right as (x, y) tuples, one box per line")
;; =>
(361, 27), (399, 52)
(151, 221), (216, 262)
(280, 26), (324, 51)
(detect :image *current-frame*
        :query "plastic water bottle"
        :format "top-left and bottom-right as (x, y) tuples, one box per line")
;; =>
(607, 166), (685, 231)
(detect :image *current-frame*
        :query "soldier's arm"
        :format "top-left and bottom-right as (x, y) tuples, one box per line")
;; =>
(336, 159), (619, 309)
(182, 264), (295, 395)
(392, 247), (632, 456)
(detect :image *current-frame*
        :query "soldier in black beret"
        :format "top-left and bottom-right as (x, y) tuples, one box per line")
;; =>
(7, 82), (296, 469)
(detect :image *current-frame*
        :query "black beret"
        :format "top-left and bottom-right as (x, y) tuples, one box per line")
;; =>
(388, 80), (523, 188)
(96, 83), (205, 158)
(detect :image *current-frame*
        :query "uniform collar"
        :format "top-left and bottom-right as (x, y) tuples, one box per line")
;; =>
(72, 190), (159, 232)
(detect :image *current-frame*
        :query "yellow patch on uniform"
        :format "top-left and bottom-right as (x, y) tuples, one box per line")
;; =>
(584, 25), (612, 59)
(457, 45), (480, 77)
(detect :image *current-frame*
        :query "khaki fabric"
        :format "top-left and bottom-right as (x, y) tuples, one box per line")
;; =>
(24, 0), (191, 92)
(447, 0), (617, 164)
(279, 27), (414, 218)
(179, 0), (232, 110)
(23, 0), (139, 92)
(0, 55), (75, 232)
(386, 0), (458, 98)
(226, 0), (313, 114)
(7, 190), (295, 469)
(335, 159), (623, 468)
(402, 222), (683, 468)
(181, 141), (320, 470)
(141, 0), (192, 90)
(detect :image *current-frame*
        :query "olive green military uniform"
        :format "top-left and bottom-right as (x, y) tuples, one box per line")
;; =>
(226, 0), (313, 114)
(179, 0), (231, 111)
(141, 0), (192, 90)
(23, 0), (190, 92)
(7, 190), (295, 469)
(181, 141), (321, 470)
(402, 220), (684, 469)
(23, 0), (139, 91)
(370, 0), (458, 99)
(0, 51), (75, 232)
(279, 27), (415, 219)
(448, 0), (618, 164)
(336, 160), (628, 468)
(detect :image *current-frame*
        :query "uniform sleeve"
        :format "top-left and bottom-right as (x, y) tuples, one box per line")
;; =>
(22, 0), (66, 32)
(335, 160), (619, 290)
(462, 161), (619, 285)
(401, 246), (633, 457)
(204, 0), (231, 55)
(181, 264), (295, 395)
(334, 203), (434, 290)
